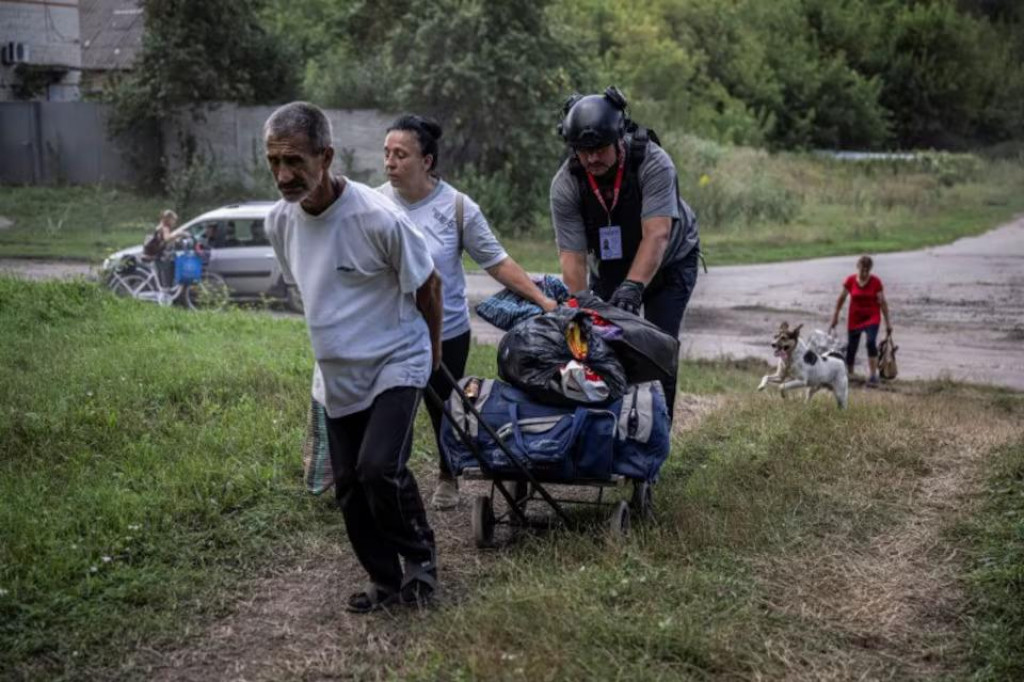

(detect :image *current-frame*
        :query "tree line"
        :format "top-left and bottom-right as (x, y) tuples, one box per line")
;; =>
(108, 0), (1024, 225)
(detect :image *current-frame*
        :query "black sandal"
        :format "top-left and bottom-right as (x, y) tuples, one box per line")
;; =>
(346, 585), (399, 614)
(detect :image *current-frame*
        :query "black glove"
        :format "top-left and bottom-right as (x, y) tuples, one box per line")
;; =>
(609, 279), (644, 314)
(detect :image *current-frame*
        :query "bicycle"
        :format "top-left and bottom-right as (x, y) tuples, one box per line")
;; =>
(106, 242), (230, 311)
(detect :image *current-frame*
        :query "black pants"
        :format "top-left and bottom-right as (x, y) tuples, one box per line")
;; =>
(424, 330), (472, 480)
(846, 323), (880, 371)
(593, 249), (700, 417)
(325, 387), (436, 592)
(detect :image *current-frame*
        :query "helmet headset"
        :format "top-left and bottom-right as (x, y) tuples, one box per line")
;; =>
(558, 86), (629, 150)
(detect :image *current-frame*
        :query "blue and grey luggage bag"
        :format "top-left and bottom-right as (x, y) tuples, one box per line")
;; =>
(441, 377), (670, 483)
(441, 378), (616, 481)
(611, 381), (671, 481)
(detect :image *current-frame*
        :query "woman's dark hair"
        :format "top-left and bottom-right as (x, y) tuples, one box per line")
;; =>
(857, 255), (873, 271)
(387, 114), (443, 171)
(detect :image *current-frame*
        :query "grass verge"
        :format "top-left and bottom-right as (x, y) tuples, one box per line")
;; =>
(0, 186), (167, 261)
(394, 385), (1023, 680)
(4, 151), (1023, 269)
(955, 437), (1024, 681)
(0, 277), (321, 678)
(2, 279), (1022, 680)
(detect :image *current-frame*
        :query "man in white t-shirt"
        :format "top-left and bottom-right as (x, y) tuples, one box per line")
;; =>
(263, 102), (443, 613)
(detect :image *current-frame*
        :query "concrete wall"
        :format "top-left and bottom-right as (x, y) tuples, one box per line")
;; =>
(0, 100), (145, 184)
(0, 101), (391, 187)
(0, 1), (82, 102)
(164, 104), (390, 187)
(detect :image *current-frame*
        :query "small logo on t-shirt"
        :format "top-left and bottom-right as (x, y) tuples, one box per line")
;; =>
(432, 207), (457, 233)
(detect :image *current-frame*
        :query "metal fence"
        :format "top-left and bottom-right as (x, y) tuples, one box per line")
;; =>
(0, 102), (390, 187)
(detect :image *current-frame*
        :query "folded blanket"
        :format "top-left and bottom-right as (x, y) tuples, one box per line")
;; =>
(475, 275), (570, 331)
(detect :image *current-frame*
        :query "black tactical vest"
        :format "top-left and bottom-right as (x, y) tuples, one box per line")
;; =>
(569, 130), (650, 298)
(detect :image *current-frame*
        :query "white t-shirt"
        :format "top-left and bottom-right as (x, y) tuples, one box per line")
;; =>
(266, 178), (436, 418)
(378, 180), (507, 341)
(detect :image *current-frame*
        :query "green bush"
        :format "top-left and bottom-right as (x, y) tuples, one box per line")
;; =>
(668, 134), (801, 230)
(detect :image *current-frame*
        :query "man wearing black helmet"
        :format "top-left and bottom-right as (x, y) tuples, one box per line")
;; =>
(551, 87), (700, 415)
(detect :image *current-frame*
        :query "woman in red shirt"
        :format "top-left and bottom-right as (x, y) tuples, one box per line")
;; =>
(829, 255), (893, 386)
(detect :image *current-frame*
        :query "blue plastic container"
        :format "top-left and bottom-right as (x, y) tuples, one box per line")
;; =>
(174, 251), (203, 285)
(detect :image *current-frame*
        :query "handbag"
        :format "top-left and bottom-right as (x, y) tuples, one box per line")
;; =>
(878, 332), (898, 380)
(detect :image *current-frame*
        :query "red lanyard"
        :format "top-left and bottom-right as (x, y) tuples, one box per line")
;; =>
(584, 141), (625, 225)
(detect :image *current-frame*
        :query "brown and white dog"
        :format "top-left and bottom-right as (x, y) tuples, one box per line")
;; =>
(757, 322), (849, 409)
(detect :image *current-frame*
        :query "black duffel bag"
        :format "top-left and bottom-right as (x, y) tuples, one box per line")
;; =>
(497, 307), (627, 406)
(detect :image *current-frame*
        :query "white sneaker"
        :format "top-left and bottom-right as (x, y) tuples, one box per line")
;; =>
(431, 479), (460, 510)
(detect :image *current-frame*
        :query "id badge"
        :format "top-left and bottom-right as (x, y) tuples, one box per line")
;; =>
(598, 225), (623, 260)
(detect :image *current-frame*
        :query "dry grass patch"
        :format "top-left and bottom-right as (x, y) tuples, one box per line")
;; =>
(748, 389), (1024, 680)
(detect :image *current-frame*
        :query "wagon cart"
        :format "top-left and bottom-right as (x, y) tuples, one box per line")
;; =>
(425, 364), (660, 548)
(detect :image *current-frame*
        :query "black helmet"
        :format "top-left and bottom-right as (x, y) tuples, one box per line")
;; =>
(559, 87), (628, 150)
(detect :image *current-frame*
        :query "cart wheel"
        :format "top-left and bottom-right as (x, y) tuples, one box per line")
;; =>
(472, 495), (496, 548)
(512, 480), (530, 504)
(630, 480), (654, 522)
(609, 500), (631, 537)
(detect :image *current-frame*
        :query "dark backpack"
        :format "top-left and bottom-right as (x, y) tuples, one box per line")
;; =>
(142, 227), (166, 259)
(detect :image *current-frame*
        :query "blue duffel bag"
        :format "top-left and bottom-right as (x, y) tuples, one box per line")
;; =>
(441, 378), (617, 482)
(441, 377), (672, 483)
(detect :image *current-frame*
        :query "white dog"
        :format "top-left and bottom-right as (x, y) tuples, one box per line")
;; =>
(757, 322), (849, 409)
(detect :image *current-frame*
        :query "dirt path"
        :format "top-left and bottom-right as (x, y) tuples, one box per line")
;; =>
(752, 388), (1022, 679)
(119, 397), (723, 681)
(468, 216), (1024, 391)
(0, 258), (95, 281)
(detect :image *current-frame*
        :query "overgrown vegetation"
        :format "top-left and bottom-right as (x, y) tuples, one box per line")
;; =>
(254, 0), (1024, 231)
(0, 186), (166, 261)
(0, 184), (278, 261)
(1, 279), (1021, 679)
(94, 0), (1024, 241)
(957, 438), (1024, 681)
(105, 0), (298, 187)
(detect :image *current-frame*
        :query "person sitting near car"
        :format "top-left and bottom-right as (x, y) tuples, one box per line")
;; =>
(196, 223), (220, 264)
(155, 209), (180, 245)
(223, 221), (240, 247)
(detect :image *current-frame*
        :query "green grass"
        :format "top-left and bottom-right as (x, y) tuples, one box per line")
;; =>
(955, 437), (1024, 681)
(0, 278), (321, 677)
(394, 386), (1024, 680)
(396, 398), (932, 679)
(2, 279), (1022, 680)
(0, 186), (169, 261)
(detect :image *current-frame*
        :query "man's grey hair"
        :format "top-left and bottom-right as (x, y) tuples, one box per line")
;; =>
(264, 101), (333, 154)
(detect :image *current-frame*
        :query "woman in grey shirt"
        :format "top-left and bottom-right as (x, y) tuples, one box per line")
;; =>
(379, 114), (557, 510)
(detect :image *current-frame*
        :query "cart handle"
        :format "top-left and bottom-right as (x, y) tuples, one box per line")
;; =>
(425, 363), (571, 527)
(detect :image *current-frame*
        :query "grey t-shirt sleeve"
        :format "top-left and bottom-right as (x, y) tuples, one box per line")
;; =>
(550, 163), (588, 253)
(462, 197), (508, 269)
(639, 144), (681, 221)
(266, 204), (296, 286)
(386, 214), (436, 294)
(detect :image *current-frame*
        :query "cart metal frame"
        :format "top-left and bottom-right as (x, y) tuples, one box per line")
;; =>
(425, 363), (653, 548)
